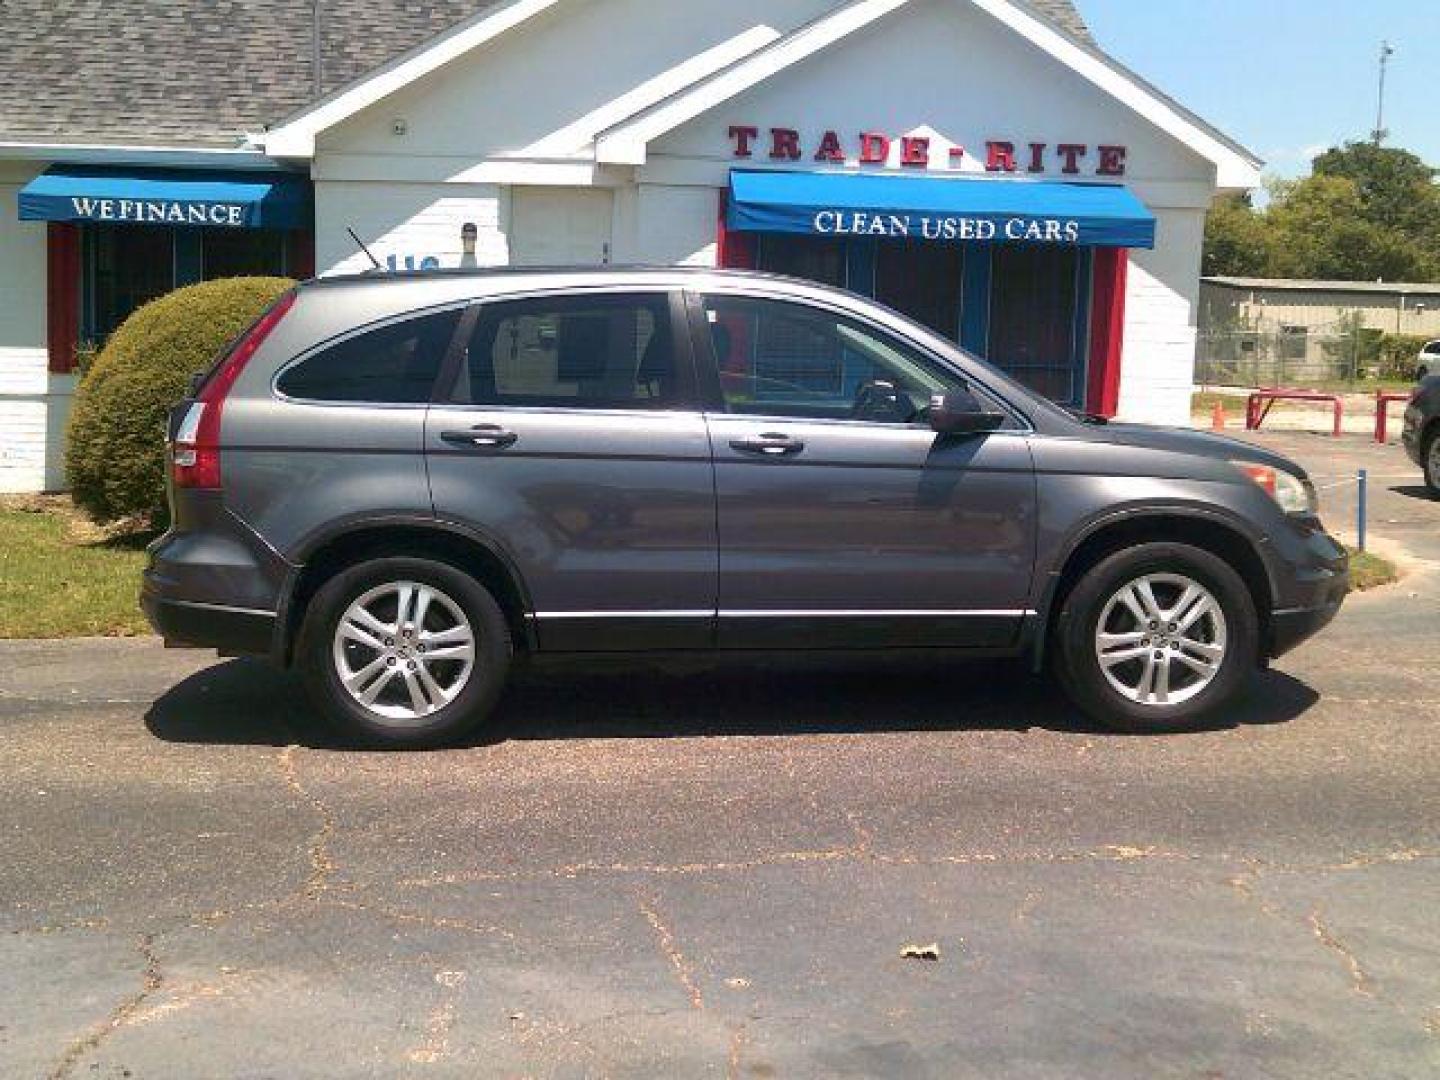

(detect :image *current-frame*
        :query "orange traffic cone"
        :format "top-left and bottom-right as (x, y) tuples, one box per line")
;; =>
(1211, 401), (1226, 431)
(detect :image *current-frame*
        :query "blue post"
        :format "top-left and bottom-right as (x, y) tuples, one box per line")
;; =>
(1357, 469), (1368, 553)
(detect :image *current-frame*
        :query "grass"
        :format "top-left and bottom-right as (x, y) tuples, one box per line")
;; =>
(1347, 547), (1400, 593)
(0, 497), (155, 638)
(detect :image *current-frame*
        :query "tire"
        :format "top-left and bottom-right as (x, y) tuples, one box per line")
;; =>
(1053, 542), (1258, 734)
(1424, 428), (1440, 496)
(298, 557), (512, 748)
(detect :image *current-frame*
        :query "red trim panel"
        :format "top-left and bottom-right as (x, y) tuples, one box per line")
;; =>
(47, 223), (81, 374)
(1085, 247), (1127, 418)
(716, 189), (756, 270)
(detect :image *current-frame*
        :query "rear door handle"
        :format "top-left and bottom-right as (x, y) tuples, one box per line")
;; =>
(729, 433), (805, 457)
(441, 425), (519, 450)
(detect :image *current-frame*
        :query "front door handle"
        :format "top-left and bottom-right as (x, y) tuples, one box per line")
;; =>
(441, 425), (519, 450)
(730, 433), (805, 457)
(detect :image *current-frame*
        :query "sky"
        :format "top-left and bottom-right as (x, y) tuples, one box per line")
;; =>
(1079, 0), (1440, 179)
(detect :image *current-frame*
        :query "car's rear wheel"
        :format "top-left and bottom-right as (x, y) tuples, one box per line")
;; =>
(299, 557), (512, 748)
(1055, 542), (1258, 733)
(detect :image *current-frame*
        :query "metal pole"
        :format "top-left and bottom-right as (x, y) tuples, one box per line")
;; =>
(1357, 469), (1369, 553)
(1375, 41), (1394, 144)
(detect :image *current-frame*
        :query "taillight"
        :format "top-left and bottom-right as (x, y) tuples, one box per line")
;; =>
(173, 290), (297, 490)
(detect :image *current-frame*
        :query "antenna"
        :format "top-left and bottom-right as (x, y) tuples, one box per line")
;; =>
(1373, 40), (1395, 145)
(347, 227), (383, 271)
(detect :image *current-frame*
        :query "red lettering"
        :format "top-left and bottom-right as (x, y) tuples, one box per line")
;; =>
(770, 128), (802, 161)
(901, 136), (930, 168)
(859, 131), (891, 165)
(1057, 143), (1088, 174)
(986, 141), (1018, 173)
(1028, 142), (1047, 173)
(814, 130), (845, 163)
(1097, 145), (1128, 176)
(728, 125), (759, 158)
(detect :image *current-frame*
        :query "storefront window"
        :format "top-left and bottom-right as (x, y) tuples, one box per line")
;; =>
(875, 238), (965, 341)
(81, 225), (291, 346)
(203, 229), (286, 279)
(987, 245), (1084, 405)
(757, 234), (847, 289)
(83, 226), (175, 344)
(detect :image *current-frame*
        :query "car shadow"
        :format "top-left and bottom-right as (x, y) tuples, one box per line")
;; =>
(1390, 484), (1437, 503)
(143, 654), (1321, 751)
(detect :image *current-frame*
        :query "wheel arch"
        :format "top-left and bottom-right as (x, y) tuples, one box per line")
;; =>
(276, 517), (535, 665)
(1034, 510), (1276, 668)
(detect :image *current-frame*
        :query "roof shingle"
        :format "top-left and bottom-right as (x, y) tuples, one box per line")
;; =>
(0, 0), (1093, 149)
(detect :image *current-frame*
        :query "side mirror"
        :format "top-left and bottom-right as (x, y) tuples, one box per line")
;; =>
(928, 390), (1006, 436)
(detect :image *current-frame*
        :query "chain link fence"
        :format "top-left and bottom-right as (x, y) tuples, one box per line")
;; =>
(1195, 329), (1376, 390)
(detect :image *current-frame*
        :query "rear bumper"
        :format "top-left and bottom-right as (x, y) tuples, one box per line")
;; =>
(140, 583), (276, 655)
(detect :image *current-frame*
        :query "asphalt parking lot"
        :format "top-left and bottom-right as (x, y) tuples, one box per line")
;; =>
(3, 432), (1439, 1079)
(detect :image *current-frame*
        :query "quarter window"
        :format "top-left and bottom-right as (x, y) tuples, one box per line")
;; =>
(451, 293), (681, 410)
(702, 294), (991, 425)
(277, 309), (460, 404)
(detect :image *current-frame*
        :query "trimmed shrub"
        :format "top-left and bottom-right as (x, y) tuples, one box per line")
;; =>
(67, 276), (295, 524)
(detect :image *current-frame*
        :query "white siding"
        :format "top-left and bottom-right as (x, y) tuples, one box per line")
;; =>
(315, 180), (510, 276)
(0, 162), (56, 494)
(1117, 207), (1206, 427)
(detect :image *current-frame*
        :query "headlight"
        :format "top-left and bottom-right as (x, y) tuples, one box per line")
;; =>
(1232, 461), (1319, 516)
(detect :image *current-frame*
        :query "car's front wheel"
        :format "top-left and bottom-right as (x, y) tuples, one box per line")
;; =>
(1055, 543), (1258, 733)
(299, 557), (512, 748)
(1424, 429), (1440, 496)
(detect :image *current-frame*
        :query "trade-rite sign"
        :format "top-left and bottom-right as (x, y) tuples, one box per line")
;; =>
(728, 126), (1128, 177)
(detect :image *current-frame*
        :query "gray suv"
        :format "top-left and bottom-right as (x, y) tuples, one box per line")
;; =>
(142, 269), (1348, 747)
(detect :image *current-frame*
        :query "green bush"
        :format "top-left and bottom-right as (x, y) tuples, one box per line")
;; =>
(1375, 333), (1430, 381)
(67, 276), (295, 524)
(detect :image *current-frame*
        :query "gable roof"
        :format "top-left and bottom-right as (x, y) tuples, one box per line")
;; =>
(0, 0), (1103, 156)
(0, 0), (505, 149)
(592, 0), (1261, 188)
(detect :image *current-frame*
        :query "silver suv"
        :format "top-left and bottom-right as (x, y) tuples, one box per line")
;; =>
(143, 269), (1349, 747)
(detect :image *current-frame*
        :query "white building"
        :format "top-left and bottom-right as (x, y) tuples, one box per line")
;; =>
(1, 0), (1260, 493)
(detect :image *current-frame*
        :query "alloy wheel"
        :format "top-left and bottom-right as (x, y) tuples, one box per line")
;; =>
(1094, 573), (1228, 707)
(331, 581), (477, 723)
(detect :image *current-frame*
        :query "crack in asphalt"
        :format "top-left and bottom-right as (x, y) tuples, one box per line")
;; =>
(47, 932), (162, 1080)
(399, 843), (1188, 889)
(276, 743), (337, 901)
(636, 892), (705, 1012)
(321, 897), (517, 942)
(406, 969), (468, 1065)
(726, 1021), (748, 1080)
(1308, 908), (1375, 997)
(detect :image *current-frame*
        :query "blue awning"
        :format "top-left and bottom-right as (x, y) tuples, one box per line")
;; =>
(18, 165), (311, 230)
(728, 170), (1155, 249)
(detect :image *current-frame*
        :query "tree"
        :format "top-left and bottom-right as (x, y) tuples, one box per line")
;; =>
(1312, 141), (1439, 237)
(1202, 193), (1270, 277)
(1202, 140), (1440, 283)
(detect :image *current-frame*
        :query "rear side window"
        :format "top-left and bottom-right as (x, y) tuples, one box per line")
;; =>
(277, 309), (460, 404)
(449, 293), (682, 410)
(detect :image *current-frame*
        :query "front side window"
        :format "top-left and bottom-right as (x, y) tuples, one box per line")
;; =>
(450, 293), (681, 410)
(702, 294), (984, 425)
(277, 308), (460, 404)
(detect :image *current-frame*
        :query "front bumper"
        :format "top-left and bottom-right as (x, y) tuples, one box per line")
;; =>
(1268, 596), (1345, 659)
